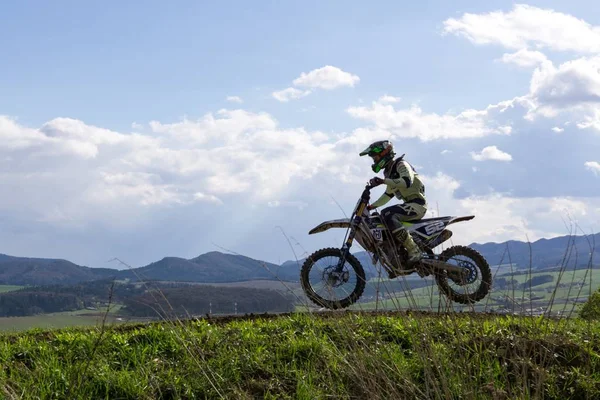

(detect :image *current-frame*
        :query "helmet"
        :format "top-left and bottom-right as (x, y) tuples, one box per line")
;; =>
(359, 140), (396, 173)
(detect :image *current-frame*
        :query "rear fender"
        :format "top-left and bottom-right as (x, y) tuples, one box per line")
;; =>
(408, 215), (475, 239)
(447, 215), (475, 225)
(308, 218), (351, 235)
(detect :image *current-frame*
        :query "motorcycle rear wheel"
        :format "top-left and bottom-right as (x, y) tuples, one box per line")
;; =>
(434, 245), (492, 304)
(300, 247), (367, 310)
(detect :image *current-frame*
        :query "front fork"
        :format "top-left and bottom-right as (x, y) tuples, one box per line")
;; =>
(335, 201), (368, 272)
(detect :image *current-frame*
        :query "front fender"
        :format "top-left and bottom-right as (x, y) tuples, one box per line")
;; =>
(308, 218), (351, 235)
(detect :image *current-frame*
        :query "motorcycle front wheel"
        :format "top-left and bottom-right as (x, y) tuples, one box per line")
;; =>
(300, 247), (367, 310)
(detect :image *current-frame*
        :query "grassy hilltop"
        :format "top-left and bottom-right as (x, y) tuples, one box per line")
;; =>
(0, 311), (599, 399)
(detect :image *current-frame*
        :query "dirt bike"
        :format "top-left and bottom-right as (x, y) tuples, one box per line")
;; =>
(300, 181), (492, 310)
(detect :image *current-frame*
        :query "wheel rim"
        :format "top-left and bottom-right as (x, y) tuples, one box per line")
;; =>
(443, 254), (483, 296)
(306, 255), (360, 305)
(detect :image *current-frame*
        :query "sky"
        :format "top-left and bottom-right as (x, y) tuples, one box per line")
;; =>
(1, 1), (600, 269)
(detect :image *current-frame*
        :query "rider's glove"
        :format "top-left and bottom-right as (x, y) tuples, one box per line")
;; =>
(369, 177), (384, 187)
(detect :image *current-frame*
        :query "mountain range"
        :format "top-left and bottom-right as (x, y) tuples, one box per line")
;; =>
(0, 232), (598, 286)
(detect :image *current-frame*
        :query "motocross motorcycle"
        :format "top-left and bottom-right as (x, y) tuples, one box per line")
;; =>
(300, 181), (492, 310)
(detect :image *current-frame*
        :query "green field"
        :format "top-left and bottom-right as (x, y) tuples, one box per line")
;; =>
(0, 267), (597, 333)
(341, 267), (600, 314)
(0, 285), (24, 293)
(0, 311), (598, 399)
(0, 305), (148, 333)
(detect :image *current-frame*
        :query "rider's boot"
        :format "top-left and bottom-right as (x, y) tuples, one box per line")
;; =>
(393, 228), (422, 267)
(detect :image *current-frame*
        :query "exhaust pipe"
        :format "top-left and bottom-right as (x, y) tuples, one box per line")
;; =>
(420, 258), (466, 275)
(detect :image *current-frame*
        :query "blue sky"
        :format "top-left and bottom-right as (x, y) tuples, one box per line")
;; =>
(1, 1), (599, 268)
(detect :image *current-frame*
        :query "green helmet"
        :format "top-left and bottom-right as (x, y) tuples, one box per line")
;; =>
(359, 140), (396, 173)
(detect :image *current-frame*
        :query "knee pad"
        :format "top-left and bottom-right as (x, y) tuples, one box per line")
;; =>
(392, 228), (408, 242)
(390, 214), (407, 230)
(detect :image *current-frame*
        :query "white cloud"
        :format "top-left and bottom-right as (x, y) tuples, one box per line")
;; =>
(0, 115), (138, 159)
(585, 161), (600, 175)
(422, 175), (597, 247)
(530, 57), (600, 109)
(499, 49), (548, 68)
(194, 192), (224, 205)
(273, 65), (360, 102)
(272, 87), (312, 102)
(443, 4), (600, 54)
(345, 99), (512, 141)
(470, 146), (513, 162)
(293, 65), (360, 90)
(0, 109), (347, 231)
(3, 102), (600, 267)
(500, 56), (600, 126)
(577, 109), (600, 131)
(226, 96), (243, 104)
(446, 6), (600, 133)
(7, 5), (600, 266)
(549, 198), (588, 217)
(267, 200), (308, 210)
(148, 109), (277, 147)
(378, 95), (401, 104)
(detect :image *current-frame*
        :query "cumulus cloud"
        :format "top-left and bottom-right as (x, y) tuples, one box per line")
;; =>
(378, 95), (401, 104)
(272, 87), (312, 102)
(292, 65), (360, 90)
(267, 200), (309, 210)
(2, 100), (600, 267)
(444, 5), (600, 132)
(529, 57), (600, 112)
(194, 192), (224, 205)
(443, 4), (600, 54)
(552, 127), (564, 133)
(345, 99), (513, 141)
(403, 172), (598, 248)
(0, 108), (357, 235)
(226, 96), (243, 103)
(586, 161), (600, 175)
(6, 5), (600, 267)
(499, 49), (548, 68)
(272, 65), (360, 102)
(470, 146), (513, 162)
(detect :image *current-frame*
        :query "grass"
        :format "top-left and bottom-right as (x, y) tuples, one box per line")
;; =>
(0, 305), (144, 333)
(0, 224), (598, 397)
(349, 274), (600, 314)
(0, 313), (114, 332)
(0, 312), (599, 399)
(0, 285), (24, 293)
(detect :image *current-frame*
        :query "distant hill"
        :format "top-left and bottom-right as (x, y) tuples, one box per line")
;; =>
(0, 251), (301, 286)
(1, 231), (598, 287)
(280, 232), (600, 274)
(119, 251), (299, 283)
(469, 232), (600, 270)
(0, 254), (117, 286)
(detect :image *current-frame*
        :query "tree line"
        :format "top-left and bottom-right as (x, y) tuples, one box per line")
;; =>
(0, 279), (296, 317)
(122, 285), (295, 317)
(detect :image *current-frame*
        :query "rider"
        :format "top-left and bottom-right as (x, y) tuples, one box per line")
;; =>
(359, 140), (427, 266)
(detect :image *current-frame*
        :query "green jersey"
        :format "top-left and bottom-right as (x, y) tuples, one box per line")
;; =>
(371, 158), (427, 209)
